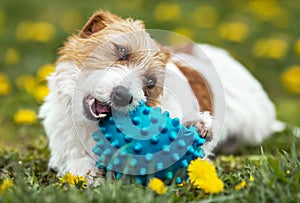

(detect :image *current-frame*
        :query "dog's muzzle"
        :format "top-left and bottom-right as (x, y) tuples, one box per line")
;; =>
(83, 95), (112, 120)
(83, 86), (133, 120)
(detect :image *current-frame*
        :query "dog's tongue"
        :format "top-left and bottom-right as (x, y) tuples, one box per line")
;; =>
(95, 100), (111, 114)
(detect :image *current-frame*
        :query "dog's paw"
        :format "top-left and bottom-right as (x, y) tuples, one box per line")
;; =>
(184, 111), (213, 141)
(85, 168), (106, 187)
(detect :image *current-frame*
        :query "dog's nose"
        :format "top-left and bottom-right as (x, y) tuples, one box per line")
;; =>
(112, 86), (133, 107)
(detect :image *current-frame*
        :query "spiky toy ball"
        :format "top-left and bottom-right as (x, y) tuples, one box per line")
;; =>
(92, 101), (206, 185)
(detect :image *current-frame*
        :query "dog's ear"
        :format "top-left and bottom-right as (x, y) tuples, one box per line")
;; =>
(80, 10), (122, 38)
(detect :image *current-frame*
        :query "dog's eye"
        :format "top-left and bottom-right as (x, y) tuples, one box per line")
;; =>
(115, 45), (128, 61)
(146, 76), (156, 88)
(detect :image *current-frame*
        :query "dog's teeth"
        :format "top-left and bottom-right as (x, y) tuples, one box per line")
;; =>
(88, 99), (101, 118)
(88, 98), (95, 107)
(90, 111), (100, 118)
(86, 97), (108, 119)
(98, 114), (108, 118)
(91, 111), (100, 118)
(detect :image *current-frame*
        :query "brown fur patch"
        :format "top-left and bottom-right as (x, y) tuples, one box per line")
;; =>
(175, 62), (213, 113)
(80, 10), (122, 38)
(172, 43), (195, 56)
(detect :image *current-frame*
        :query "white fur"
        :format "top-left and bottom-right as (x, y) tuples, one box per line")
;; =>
(196, 44), (284, 144)
(161, 44), (284, 154)
(40, 44), (284, 180)
(158, 62), (200, 120)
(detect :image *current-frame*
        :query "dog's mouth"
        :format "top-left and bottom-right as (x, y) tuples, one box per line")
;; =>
(83, 95), (111, 120)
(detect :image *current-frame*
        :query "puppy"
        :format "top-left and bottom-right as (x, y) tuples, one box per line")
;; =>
(39, 10), (284, 181)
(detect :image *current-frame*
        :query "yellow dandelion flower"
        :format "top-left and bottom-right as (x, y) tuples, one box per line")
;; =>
(0, 178), (14, 195)
(168, 27), (193, 45)
(235, 180), (246, 190)
(59, 172), (74, 185)
(37, 63), (55, 81)
(14, 109), (37, 124)
(16, 75), (36, 94)
(148, 178), (167, 195)
(187, 158), (224, 194)
(218, 22), (249, 42)
(294, 39), (300, 57)
(16, 22), (33, 41)
(154, 3), (180, 22)
(249, 176), (254, 182)
(247, 0), (282, 21)
(32, 22), (56, 42)
(281, 65), (300, 94)
(0, 73), (11, 96)
(173, 27), (194, 39)
(16, 21), (56, 42)
(177, 182), (185, 187)
(33, 85), (49, 102)
(4, 47), (21, 65)
(266, 38), (288, 59)
(253, 38), (288, 59)
(192, 6), (218, 29)
(58, 172), (87, 189)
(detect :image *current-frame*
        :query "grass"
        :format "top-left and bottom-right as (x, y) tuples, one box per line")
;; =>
(0, 129), (299, 203)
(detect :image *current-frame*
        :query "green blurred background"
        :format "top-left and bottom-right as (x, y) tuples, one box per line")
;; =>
(0, 0), (299, 149)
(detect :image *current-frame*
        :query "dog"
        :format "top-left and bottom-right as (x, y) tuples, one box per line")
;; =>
(39, 10), (284, 182)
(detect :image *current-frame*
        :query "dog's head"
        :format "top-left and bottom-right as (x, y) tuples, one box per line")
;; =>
(53, 10), (170, 121)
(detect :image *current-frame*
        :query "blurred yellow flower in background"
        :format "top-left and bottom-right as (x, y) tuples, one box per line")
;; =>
(16, 75), (36, 94)
(15, 63), (53, 102)
(294, 39), (300, 56)
(154, 3), (180, 22)
(33, 85), (49, 102)
(4, 47), (21, 65)
(218, 22), (249, 42)
(0, 73), (11, 96)
(253, 38), (288, 59)
(234, 175), (254, 190)
(37, 63), (55, 81)
(168, 27), (193, 45)
(0, 178), (14, 195)
(235, 180), (246, 190)
(249, 176), (254, 182)
(247, 0), (289, 28)
(148, 178), (167, 195)
(192, 6), (218, 29)
(16, 22), (32, 41)
(58, 172), (87, 189)
(187, 158), (224, 194)
(14, 109), (37, 124)
(173, 27), (194, 39)
(16, 21), (56, 42)
(281, 65), (300, 94)
(247, 0), (282, 21)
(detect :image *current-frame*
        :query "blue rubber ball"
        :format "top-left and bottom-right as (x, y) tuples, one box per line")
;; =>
(92, 101), (206, 185)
